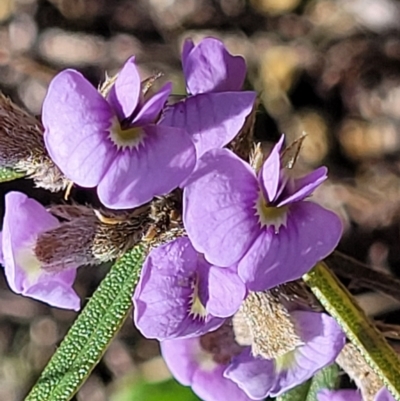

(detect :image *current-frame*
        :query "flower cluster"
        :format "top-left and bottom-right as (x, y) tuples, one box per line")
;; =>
(0, 37), (366, 400)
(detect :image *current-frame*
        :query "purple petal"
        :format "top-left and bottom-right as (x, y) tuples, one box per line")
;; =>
(2, 192), (59, 293)
(183, 148), (260, 267)
(183, 37), (247, 94)
(2, 192), (80, 310)
(278, 167), (328, 207)
(317, 390), (362, 401)
(133, 237), (223, 340)
(239, 201), (342, 291)
(270, 311), (345, 397)
(182, 38), (195, 67)
(193, 363), (253, 401)
(376, 388), (396, 401)
(259, 136), (285, 202)
(43, 69), (117, 187)
(107, 56), (141, 120)
(97, 125), (196, 209)
(224, 347), (276, 400)
(161, 337), (202, 386)
(202, 264), (246, 317)
(0, 232), (4, 265)
(24, 270), (80, 311)
(162, 91), (256, 158)
(133, 82), (172, 126)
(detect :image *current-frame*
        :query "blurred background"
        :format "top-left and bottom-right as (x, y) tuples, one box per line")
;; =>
(2, 0), (400, 399)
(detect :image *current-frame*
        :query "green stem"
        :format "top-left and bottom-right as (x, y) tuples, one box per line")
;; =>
(303, 262), (400, 400)
(24, 246), (145, 401)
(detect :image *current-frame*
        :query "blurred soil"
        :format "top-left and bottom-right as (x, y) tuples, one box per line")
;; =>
(2, 0), (400, 399)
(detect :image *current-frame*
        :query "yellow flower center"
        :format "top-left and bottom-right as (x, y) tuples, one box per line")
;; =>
(275, 349), (296, 372)
(255, 191), (288, 232)
(16, 245), (42, 285)
(109, 118), (145, 149)
(189, 273), (208, 319)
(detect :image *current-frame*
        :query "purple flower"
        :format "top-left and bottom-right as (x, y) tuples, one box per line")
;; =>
(133, 237), (246, 340)
(161, 38), (256, 158)
(161, 333), (252, 401)
(318, 387), (394, 401)
(183, 136), (342, 291)
(225, 311), (345, 399)
(0, 192), (80, 310)
(43, 57), (196, 209)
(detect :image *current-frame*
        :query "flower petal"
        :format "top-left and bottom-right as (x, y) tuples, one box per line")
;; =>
(183, 148), (260, 267)
(107, 56), (141, 120)
(162, 92), (256, 158)
(183, 37), (247, 94)
(161, 337), (202, 386)
(259, 136), (285, 202)
(24, 270), (80, 311)
(202, 264), (246, 317)
(2, 192), (59, 293)
(133, 237), (223, 340)
(224, 347), (276, 400)
(239, 201), (342, 291)
(43, 69), (117, 187)
(376, 388), (396, 401)
(182, 38), (195, 68)
(2, 192), (80, 310)
(270, 311), (345, 397)
(98, 125), (196, 209)
(317, 389), (362, 401)
(133, 82), (172, 126)
(278, 167), (328, 207)
(193, 363), (253, 401)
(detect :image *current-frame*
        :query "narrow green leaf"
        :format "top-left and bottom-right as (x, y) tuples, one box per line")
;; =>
(24, 246), (145, 401)
(304, 262), (400, 400)
(0, 166), (24, 182)
(277, 363), (339, 401)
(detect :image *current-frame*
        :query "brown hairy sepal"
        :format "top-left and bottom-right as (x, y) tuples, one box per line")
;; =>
(0, 93), (68, 191)
(232, 291), (302, 360)
(35, 204), (152, 272)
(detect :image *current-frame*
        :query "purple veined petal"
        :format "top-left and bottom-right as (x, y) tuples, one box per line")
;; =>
(193, 363), (253, 401)
(161, 337), (202, 386)
(183, 37), (247, 94)
(376, 388), (396, 401)
(239, 201), (342, 291)
(317, 389), (362, 401)
(2, 192), (60, 293)
(277, 167), (328, 207)
(133, 82), (172, 126)
(24, 269), (80, 311)
(183, 148), (260, 267)
(43, 69), (118, 187)
(259, 136), (285, 203)
(107, 56), (141, 120)
(133, 237), (224, 340)
(269, 310), (345, 397)
(224, 347), (276, 400)
(200, 263), (246, 317)
(97, 125), (196, 209)
(161, 91), (256, 158)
